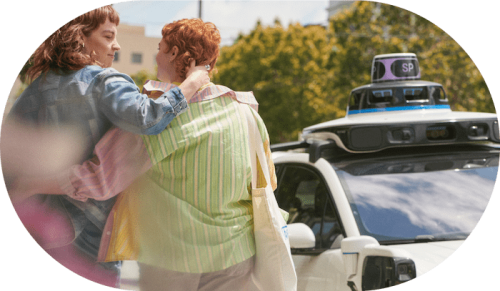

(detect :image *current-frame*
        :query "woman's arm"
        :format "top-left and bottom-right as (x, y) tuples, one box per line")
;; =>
(97, 61), (209, 135)
(60, 127), (154, 202)
(8, 175), (62, 204)
(9, 127), (153, 204)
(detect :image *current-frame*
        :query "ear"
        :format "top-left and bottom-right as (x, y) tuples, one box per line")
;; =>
(170, 46), (179, 61)
(81, 36), (88, 52)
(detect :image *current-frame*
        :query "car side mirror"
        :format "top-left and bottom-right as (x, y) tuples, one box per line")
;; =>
(341, 236), (379, 277)
(288, 223), (315, 249)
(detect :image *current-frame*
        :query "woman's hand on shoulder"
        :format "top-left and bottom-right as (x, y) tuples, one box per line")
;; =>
(185, 60), (210, 88)
(179, 60), (210, 102)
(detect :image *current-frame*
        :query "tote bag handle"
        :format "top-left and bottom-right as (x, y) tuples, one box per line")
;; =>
(243, 105), (297, 291)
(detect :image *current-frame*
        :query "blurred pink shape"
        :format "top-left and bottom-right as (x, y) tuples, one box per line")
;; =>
(13, 195), (75, 249)
(3, 120), (118, 287)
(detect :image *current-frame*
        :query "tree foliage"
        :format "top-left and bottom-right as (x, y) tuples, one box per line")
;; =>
(328, 1), (494, 114)
(214, 20), (334, 143)
(130, 69), (158, 92)
(215, 1), (493, 143)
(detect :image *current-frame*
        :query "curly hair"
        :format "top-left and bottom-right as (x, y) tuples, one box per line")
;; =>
(25, 5), (120, 81)
(161, 19), (221, 80)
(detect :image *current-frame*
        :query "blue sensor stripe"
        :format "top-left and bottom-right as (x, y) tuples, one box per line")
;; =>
(348, 105), (451, 115)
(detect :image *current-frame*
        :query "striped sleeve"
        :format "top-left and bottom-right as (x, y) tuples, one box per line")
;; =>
(57, 127), (153, 202)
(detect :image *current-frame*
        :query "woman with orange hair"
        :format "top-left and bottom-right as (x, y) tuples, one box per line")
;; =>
(12, 18), (278, 290)
(4, 7), (209, 288)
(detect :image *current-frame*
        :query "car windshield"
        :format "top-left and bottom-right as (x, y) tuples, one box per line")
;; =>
(333, 147), (498, 244)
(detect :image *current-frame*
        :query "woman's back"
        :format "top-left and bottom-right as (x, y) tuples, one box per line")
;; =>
(138, 95), (256, 273)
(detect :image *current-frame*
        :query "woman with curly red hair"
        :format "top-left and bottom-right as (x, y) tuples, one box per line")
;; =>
(113, 19), (272, 290)
(4, 6), (209, 288)
(11, 18), (278, 290)
(158, 18), (220, 81)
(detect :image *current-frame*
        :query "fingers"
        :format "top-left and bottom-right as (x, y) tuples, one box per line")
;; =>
(185, 60), (211, 85)
(185, 60), (198, 77)
(186, 64), (206, 77)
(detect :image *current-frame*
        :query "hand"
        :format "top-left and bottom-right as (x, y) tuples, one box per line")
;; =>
(185, 60), (210, 88)
(179, 60), (211, 102)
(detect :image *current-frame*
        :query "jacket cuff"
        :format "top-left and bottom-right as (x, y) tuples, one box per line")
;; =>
(56, 169), (88, 202)
(164, 87), (188, 115)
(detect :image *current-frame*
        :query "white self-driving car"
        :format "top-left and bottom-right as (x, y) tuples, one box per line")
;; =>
(271, 53), (499, 291)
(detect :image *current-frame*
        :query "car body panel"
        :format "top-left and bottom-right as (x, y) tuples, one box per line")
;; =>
(293, 250), (348, 291)
(390, 240), (464, 275)
(304, 109), (497, 133)
(274, 150), (490, 290)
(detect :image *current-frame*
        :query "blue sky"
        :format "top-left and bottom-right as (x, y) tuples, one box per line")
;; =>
(113, 0), (330, 46)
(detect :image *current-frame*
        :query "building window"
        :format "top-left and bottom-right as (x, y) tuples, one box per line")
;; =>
(114, 52), (120, 62)
(132, 53), (143, 64)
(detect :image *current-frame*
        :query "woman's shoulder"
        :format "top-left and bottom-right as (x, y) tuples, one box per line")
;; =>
(61, 65), (106, 81)
(75, 65), (133, 83)
(78, 65), (116, 77)
(195, 84), (259, 110)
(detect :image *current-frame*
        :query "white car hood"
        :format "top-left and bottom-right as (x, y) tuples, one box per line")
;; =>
(391, 240), (464, 275)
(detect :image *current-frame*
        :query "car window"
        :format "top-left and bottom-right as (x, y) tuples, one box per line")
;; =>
(333, 150), (498, 244)
(275, 165), (343, 249)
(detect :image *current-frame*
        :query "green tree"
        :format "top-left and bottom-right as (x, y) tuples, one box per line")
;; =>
(130, 68), (158, 92)
(215, 2), (493, 143)
(215, 20), (334, 143)
(328, 1), (494, 113)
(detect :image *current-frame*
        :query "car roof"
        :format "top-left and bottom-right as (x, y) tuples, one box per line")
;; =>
(303, 109), (497, 133)
(350, 80), (442, 91)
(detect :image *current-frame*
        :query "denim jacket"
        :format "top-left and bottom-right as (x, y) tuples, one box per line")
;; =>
(8, 65), (188, 258)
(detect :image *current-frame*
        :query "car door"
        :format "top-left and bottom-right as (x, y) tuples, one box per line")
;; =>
(274, 163), (351, 291)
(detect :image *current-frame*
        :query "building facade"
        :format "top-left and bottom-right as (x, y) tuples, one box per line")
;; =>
(113, 24), (161, 77)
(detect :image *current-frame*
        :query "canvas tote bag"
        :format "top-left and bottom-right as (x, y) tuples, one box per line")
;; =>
(244, 106), (297, 291)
